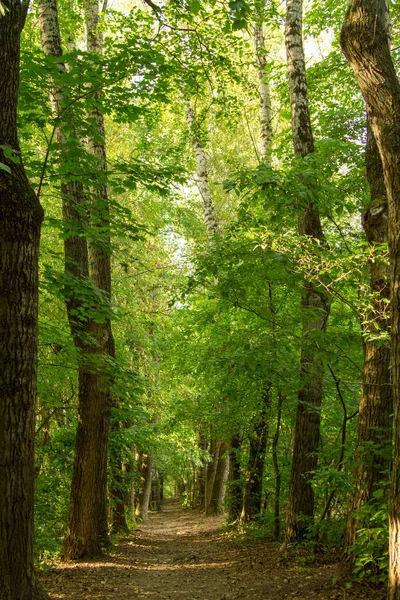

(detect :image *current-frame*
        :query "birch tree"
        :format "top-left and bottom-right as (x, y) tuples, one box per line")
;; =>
(253, 5), (273, 162)
(185, 100), (219, 236)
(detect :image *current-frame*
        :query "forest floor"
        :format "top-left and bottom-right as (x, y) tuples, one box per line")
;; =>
(40, 499), (385, 600)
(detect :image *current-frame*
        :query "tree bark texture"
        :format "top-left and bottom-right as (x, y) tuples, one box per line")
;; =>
(38, 0), (112, 558)
(185, 101), (219, 236)
(343, 121), (392, 559)
(84, 0), (115, 546)
(253, 9), (273, 161)
(0, 2), (48, 598)
(205, 439), (221, 512)
(207, 441), (229, 516)
(136, 453), (154, 520)
(284, 0), (330, 543)
(340, 2), (400, 597)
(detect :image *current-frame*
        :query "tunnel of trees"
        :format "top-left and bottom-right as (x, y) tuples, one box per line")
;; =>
(1, 0), (400, 598)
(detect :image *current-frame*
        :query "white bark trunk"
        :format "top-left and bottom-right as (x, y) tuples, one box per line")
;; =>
(185, 101), (219, 236)
(38, 0), (66, 131)
(285, 0), (314, 159)
(253, 20), (272, 161)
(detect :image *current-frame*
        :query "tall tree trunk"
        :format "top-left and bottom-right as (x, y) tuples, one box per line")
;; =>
(340, 3), (400, 597)
(273, 392), (283, 540)
(0, 2), (48, 598)
(241, 386), (271, 522)
(205, 439), (221, 512)
(284, 0), (330, 543)
(123, 454), (136, 517)
(38, 0), (112, 559)
(84, 0), (115, 546)
(228, 436), (243, 522)
(341, 0), (400, 600)
(343, 121), (392, 560)
(194, 434), (207, 509)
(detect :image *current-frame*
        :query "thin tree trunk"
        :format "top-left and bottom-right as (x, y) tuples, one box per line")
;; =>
(241, 386), (271, 522)
(253, 6), (273, 162)
(205, 439), (221, 512)
(343, 121), (392, 560)
(110, 440), (129, 533)
(185, 100), (219, 236)
(0, 2), (48, 598)
(273, 392), (283, 540)
(136, 453), (154, 521)
(228, 436), (243, 522)
(207, 442), (229, 516)
(151, 467), (161, 511)
(84, 0), (115, 546)
(340, 3), (400, 597)
(111, 464), (129, 533)
(123, 454), (136, 517)
(284, 0), (330, 543)
(193, 434), (207, 509)
(205, 440), (220, 510)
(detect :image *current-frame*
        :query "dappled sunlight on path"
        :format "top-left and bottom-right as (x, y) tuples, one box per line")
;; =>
(41, 499), (385, 600)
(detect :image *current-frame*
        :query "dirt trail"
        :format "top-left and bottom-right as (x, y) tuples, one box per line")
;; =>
(41, 499), (384, 600)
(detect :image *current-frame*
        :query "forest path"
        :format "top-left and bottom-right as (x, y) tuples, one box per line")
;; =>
(41, 499), (384, 600)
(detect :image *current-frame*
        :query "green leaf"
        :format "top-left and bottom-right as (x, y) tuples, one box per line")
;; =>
(0, 161), (11, 174)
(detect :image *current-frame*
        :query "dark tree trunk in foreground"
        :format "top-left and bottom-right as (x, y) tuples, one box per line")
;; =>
(284, 0), (330, 543)
(0, 2), (48, 598)
(341, 2), (400, 597)
(343, 121), (392, 560)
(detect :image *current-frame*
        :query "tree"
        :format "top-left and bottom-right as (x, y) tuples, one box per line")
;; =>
(341, 1), (400, 597)
(284, 0), (330, 543)
(253, 2), (273, 162)
(0, 1), (48, 598)
(38, 0), (114, 558)
(343, 120), (392, 562)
